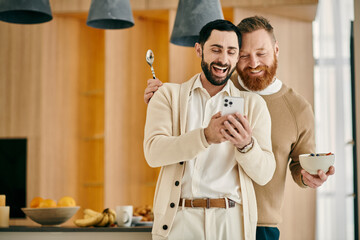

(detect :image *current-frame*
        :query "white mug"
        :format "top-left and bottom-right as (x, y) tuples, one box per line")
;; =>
(116, 205), (133, 227)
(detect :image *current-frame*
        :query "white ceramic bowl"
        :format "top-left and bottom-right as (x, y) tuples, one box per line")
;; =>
(131, 216), (143, 225)
(299, 153), (335, 175)
(21, 207), (80, 226)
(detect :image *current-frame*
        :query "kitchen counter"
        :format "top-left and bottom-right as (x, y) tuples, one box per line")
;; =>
(0, 226), (152, 240)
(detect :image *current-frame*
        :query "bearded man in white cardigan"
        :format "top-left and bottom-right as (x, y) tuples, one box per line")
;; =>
(144, 19), (275, 240)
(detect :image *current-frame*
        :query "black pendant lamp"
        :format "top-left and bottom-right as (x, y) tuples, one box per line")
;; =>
(87, 0), (134, 29)
(0, 0), (52, 24)
(170, 0), (224, 47)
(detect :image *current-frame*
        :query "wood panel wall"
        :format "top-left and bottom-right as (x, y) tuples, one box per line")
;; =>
(75, 14), (105, 213)
(38, 13), (106, 214)
(233, 8), (316, 240)
(104, 10), (169, 209)
(37, 15), (81, 204)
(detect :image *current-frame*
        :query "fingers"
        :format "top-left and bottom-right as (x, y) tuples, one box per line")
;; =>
(212, 112), (222, 119)
(317, 170), (328, 181)
(144, 92), (153, 104)
(204, 126), (226, 145)
(235, 113), (251, 132)
(144, 78), (163, 104)
(208, 112), (251, 146)
(301, 169), (331, 188)
(145, 85), (160, 95)
(218, 134), (227, 142)
(205, 112), (229, 144)
(301, 170), (320, 188)
(147, 78), (163, 87)
(222, 114), (251, 148)
(227, 114), (250, 137)
(220, 128), (233, 142)
(144, 86), (156, 104)
(223, 120), (242, 139)
(326, 166), (335, 176)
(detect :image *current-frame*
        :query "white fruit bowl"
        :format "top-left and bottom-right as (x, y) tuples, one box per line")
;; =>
(21, 207), (80, 226)
(131, 216), (142, 225)
(299, 153), (335, 175)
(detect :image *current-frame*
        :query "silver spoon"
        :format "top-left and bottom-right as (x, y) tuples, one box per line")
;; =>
(146, 49), (156, 79)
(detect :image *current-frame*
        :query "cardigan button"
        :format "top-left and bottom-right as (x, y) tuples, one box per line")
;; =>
(175, 181), (180, 186)
(170, 202), (175, 208)
(163, 225), (168, 230)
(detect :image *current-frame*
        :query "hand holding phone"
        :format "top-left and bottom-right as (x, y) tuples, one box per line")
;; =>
(221, 96), (244, 116)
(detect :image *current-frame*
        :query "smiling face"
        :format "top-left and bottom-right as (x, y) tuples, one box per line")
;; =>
(237, 29), (279, 91)
(196, 30), (239, 86)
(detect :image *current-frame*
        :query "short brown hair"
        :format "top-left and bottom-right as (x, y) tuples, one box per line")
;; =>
(237, 16), (276, 43)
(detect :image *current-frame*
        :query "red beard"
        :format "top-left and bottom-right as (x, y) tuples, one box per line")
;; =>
(238, 55), (278, 91)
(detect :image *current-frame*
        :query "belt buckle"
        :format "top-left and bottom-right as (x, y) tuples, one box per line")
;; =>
(206, 198), (210, 209)
(190, 199), (194, 208)
(228, 199), (235, 208)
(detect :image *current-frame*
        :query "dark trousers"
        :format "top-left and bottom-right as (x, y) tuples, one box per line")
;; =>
(256, 226), (280, 240)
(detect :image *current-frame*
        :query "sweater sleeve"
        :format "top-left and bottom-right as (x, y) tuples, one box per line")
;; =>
(289, 99), (316, 187)
(143, 85), (209, 168)
(235, 94), (276, 186)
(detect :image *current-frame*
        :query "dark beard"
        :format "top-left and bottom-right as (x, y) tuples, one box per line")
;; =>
(201, 59), (235, 86)
(238, 54), (278, 91)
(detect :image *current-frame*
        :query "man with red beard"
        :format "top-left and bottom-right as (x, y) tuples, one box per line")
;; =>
(144, 19), (275, 240)
(232, 16), (335, 240)
(144, 16), (335, 240)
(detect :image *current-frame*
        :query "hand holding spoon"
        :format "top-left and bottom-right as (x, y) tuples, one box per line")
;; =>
(146, 49), (156, 79)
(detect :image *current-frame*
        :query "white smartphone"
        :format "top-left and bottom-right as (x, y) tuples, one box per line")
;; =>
(221, 96), (244, 116)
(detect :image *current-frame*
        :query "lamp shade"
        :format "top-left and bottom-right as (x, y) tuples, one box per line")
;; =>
(170, 0), (224, 47)
(87, 0), (134, 29)
(0, 0), (52, 24)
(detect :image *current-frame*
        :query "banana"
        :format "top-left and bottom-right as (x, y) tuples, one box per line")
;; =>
(83, 208), (101, 217)
(108, 208), (116, 219)
(84, 214), (92, 219)
(75, 208), (117, 227)
(108, 212), (115, 225)
(95, 213), (109, 227)
(74, 212), (103, 227)
(102, 208), (116, 226)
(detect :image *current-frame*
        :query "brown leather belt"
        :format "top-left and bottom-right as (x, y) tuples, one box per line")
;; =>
(179, 198), (236, 209)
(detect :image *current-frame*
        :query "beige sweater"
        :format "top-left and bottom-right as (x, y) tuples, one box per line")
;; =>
(144, 74), (276, 240)
(231, 74), (315, 226)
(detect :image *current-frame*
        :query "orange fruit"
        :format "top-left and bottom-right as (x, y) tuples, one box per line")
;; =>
(57, 196), (76, 207)
(30, 197), (44, 208)
(38, 199), (57, 208)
